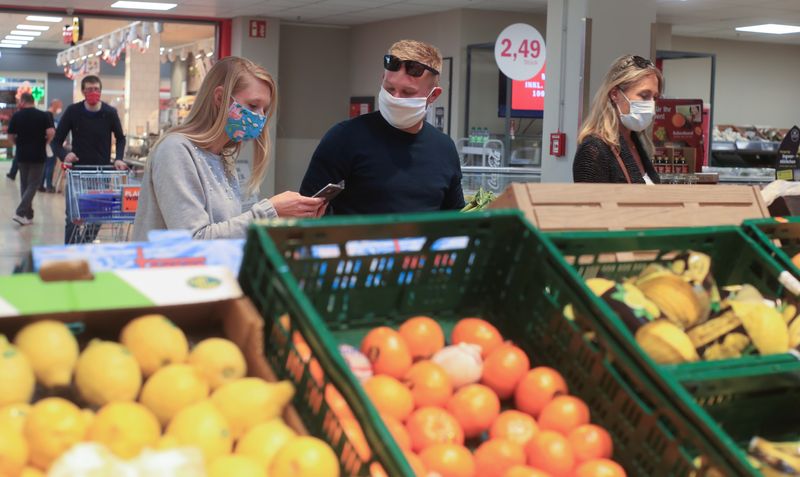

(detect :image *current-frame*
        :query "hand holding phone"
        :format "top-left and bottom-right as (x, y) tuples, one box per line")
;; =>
(312, 180), (345, 201)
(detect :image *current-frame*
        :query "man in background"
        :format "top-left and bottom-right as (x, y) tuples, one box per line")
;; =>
(39, 98), (63, 193)
(9, 93), (55, 225)
(52, 75), (127, 243)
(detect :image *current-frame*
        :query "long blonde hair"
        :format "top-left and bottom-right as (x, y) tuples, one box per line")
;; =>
(578, 55), (663, 153)
(158, 56), (277, 194)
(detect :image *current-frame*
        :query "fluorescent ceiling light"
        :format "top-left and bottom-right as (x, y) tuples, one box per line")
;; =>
(2, 39), (29, 45)
(5, 36), (33, 41)
(0, 44), (22, 48)
(11, 30), (40, 37)
(736, 23), (800, 34)
(26, 15), (63, 22)
(16, 24), (50, 31)
(110, 1), (177, 11)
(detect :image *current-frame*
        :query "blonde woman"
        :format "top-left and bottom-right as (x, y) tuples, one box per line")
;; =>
(133, 57), (324, 240)
(573, 55), (664, 184)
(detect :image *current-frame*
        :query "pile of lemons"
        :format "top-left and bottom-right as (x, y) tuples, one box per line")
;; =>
(0, 315), (339, 477)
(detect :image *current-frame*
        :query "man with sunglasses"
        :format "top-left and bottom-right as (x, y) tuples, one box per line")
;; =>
(300, 39), (465, 214)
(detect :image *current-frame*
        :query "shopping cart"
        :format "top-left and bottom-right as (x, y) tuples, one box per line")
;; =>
(66, 165), (140, 244)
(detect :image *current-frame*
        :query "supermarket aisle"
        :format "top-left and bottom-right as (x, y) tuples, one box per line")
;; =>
(0, 161), (66, 273)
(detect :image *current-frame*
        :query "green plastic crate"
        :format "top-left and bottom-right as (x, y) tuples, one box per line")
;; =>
(239, 210), (759, 476)
(744, 217), (800, 283)
(547, 226), (800, 473)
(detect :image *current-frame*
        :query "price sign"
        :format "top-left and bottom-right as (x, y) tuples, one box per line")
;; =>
(495, 23), (546, 81)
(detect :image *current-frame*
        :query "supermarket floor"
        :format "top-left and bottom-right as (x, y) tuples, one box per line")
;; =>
(0, 161), (66, 274)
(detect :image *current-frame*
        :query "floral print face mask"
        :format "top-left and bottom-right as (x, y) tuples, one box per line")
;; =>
(224, 97), (267, 143)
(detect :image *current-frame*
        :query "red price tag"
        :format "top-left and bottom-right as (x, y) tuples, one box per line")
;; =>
(495, 23), (546, 81)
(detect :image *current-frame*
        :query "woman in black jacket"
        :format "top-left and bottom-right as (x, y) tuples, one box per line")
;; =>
(573, 55), (664, 184)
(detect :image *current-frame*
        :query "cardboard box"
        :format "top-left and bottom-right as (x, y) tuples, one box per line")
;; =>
(0, 265), (308, 433)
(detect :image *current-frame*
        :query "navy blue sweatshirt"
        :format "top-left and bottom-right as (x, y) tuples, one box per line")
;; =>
(300, 111), (465, 215)
(52, 101), (126, 166)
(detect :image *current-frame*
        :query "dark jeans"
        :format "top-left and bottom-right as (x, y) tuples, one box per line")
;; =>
(41, 155), (56, 189)
(64, 181), (101, 244)
(7, 156), (18, 178)
(16, 162), (44, 219)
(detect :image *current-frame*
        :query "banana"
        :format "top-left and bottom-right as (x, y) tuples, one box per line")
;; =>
(749, 437), (800, 475)
(635, 320), (699, 364)
(731, 301), (790, 356)
(636, 273), (704, 329)
(701, 333), (750, 360)
(686, 311), (746, 359)
(585, 278), (616, 296)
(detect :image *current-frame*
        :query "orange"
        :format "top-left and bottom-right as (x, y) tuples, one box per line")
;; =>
(490, 410), (539, 447)
(339, 417), (371, 461)
(405, 406), (464, 452)
(363, 375), (414, 422)
(503, 465), (554, 477)
(446, 383), (500, 438)
(568, 424), (613, 462)
(573, 458), (626, 477)
(361, 327), (413, 379)
(474, 438), (526, 477)
(481, 343), (530, 399)
(515, 367), (568, 418)
(382, 414), (412, 451)
(419, 443), (476, 477)
(325, 384), (353, 419)
(399, 316), (445, 359)
(404, 361), (453, 408)
(538, 395), (590, 435)
(404, 451), (427, 476)
(525, 430), (575, 477)
(451, 318), (503, 358)
(793, 252), (800, 270)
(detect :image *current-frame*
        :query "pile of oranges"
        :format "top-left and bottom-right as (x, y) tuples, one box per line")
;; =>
(322, 316), (628, 477)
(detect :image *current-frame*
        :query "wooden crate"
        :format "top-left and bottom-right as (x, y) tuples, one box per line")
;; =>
(488, 183), (769, 231)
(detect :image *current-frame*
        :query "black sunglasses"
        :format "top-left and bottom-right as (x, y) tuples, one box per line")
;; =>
(629, 55), (655, 69)
(383, 54), (440, 77)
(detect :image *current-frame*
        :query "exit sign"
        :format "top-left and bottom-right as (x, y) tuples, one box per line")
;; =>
(249, 20), (266, 38)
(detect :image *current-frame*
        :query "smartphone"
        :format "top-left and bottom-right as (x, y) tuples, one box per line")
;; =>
(312, 180), (345, 201)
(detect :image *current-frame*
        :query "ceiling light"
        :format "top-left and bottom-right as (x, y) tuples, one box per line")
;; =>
(16, 24), (50, 31)
(2, 39), (29, 45)
(11, 30), (40, 37)
(0, 44), (22, 48)
(110, 1), (177, 11)
(26, 15), (63, 22)
(736, 23), (800, 34)
(5, 36), (33, 41)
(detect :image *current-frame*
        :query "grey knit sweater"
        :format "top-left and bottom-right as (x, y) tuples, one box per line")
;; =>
(132, 134), (277, 241)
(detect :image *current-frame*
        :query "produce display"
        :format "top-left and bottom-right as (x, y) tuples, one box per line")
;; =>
(0, 315), (338, 477)
(582, 251), (799, 364)
(461, 188), (496, 212)
(307, 315), (628, 477)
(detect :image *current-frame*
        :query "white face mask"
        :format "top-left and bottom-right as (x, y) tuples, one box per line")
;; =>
(378, 86), (434, 130)
(615, 91), (655, 132)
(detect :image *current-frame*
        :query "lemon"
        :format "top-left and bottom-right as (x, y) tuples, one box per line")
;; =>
(156, 434), (180, 450)
(0, 336), (35, 406)
(269, 436), (339, 477)
(187, 338), (247, 390)
(166, 400), (232, 462)
(0, 403), (31, 434)
(0, 426), (28, 477)
(140, 363), (210, 426)
(87, 401), (161, 459)
(14, 320), (79, 388)
(236, 418), (297, 470)
(75, 340), (142, 407)
(24, 397), (91, 470)
(210, 378), (295, 439)
(120, 314), (190, 377)
(208, 454), (265, 477)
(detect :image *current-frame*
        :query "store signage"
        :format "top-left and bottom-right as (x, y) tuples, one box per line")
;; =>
(349, 96), (374, 119)
(652, 99), (705, 174)
(122, 186), (140, 213)
(511, 63), (546, 112)
(494, 23), (546, 81)
(775, 125), (800, 181)
(249, 20), (267, 38)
